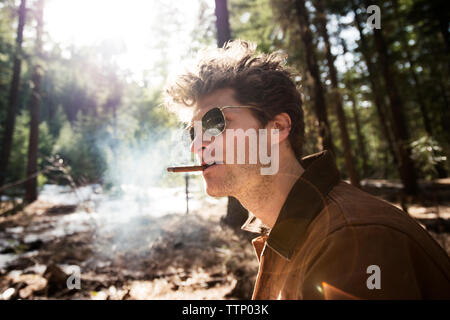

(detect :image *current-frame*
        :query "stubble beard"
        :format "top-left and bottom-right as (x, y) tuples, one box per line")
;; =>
(204, 163), (272, 204)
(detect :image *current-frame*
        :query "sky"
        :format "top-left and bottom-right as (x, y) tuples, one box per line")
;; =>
(43, 0), (359, 86)
(44, 0), (204, 85)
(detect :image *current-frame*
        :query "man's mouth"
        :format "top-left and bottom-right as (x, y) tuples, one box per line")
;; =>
(202, 161), (223, 171)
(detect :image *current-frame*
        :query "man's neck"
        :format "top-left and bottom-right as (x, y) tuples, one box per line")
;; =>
(237, 152), (304, 229)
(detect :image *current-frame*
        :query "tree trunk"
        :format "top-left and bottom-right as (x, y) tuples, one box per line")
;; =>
(222, 196), (249, 230)
(391, 0), (432, 136)
(405, 57), (447, 177)
(339, 33), (369, 178)
(0, 0), (27, 192)
(215, 0), (231, 48)
(349, 94), (369, 177)
(294, 0), (334, 153)
(214, 0), (248, 230)
(372, 26), (418, 195)
(351, 1), (399, 172)
(314, 0), (360, 187)
(25, 0), (44, 202)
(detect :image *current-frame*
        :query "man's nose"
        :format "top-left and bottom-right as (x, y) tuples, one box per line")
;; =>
(190, 131), (209, 159)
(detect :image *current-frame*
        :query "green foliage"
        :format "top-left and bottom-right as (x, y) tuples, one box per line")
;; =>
(0, 0), (15, 138)
(1, 0), (449, 200)
(8, 113), (29, 184)
(53, 115), (108, 184)
(6, 113), (54, 187)
(229, 0), (281, 53)
(410, 136), (447, 180)
(38, 122), (55, 162)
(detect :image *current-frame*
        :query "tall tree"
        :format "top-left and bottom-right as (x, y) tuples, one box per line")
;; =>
(371, 12), (418, 195)
(215, 0), (249, 230)
(391, 0), (447, 178)
(409, 0), (450, 57)
(314, 0), (360, 187)
(25, 0), (44, 202)
(0, 0), (27, 191)
(215, 0), (231, 47)
(350, 0), (398, 171)
(294, 0), (335, 153)
(339, 32), (369, 177)
(348, 92), (368, 177)
(390, 0), (431, 136)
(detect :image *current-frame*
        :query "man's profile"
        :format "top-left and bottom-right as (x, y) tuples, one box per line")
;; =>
(165, 40), (450, 299)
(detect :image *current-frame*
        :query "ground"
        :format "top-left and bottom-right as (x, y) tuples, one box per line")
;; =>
(0, 179), (449, 300)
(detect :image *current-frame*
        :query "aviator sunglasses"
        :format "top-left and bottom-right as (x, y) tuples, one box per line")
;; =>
(188, 106), (265, 142)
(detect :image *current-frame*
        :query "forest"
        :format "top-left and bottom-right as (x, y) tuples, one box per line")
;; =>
(0, 0), (449, 300)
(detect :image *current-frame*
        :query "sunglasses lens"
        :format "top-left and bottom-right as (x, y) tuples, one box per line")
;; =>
(189, 108), (225, 141)
(203, 107), (225, 136)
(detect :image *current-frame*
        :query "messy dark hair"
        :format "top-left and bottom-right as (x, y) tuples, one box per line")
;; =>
(165, 40), (304, 160)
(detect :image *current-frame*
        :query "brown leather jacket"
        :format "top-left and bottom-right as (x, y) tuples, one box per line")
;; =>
(242, 151), (450, 299)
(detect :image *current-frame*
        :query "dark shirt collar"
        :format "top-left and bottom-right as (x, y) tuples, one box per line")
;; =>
(241, 150), (341, 260)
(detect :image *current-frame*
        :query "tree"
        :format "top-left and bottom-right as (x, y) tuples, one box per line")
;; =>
(391, 0), (447, 178)
(215, 0), (249, 230)
(0, 0), (27, 192)
(25, 0), (44, 202)
(338, 32), (369, 177)
(314, 0), (360, 187)
(350, 0), (398, 173)
(408, 0), (450, 57)
(294, 0), (334, 153)
(371, 10), (418, 195)
(215, 0), (231, 47)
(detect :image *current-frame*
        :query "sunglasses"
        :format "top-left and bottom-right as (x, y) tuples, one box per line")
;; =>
(187, 105), (265, 142)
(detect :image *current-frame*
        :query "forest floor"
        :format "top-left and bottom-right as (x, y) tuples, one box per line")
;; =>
(0, 179), (449, 300)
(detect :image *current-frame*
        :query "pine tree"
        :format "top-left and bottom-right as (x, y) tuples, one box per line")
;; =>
(0, 0), (27, 192)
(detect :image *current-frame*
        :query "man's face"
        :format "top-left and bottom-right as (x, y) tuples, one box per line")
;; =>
(190, 88), (267, 198)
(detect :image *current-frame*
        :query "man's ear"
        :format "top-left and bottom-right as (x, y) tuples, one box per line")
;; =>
(266, 112), (291, 144)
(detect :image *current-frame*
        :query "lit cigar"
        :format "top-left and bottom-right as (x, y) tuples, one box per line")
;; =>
(167, 165), (206, 173)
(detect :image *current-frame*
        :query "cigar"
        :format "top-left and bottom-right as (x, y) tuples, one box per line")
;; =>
(167, 165), (206, 172)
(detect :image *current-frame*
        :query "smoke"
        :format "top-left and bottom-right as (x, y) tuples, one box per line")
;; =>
(88, 125), (207, 263)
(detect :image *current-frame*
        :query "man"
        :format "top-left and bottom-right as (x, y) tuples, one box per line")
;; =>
(165, 40), (450, 299)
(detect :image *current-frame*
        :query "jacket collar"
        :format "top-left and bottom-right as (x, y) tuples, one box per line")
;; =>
(241, 150), (341, 260)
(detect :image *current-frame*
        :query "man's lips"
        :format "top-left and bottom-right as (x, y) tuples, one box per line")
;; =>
(202, 161), (223, 171)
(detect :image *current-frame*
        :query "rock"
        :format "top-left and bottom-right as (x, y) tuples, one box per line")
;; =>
(18, 275), (47, 299)
(1, 287), (16, 300)
(44, 264), (68, 295)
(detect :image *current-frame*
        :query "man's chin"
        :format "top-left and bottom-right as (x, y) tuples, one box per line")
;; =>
(203, 165), (235, 197)
(204, 179), (232, 197)
(205, 185), (228, 197)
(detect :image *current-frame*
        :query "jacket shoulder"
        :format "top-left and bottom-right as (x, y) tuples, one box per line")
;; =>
(295, 181), (450, 298)
(298, 223), (450, 299)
